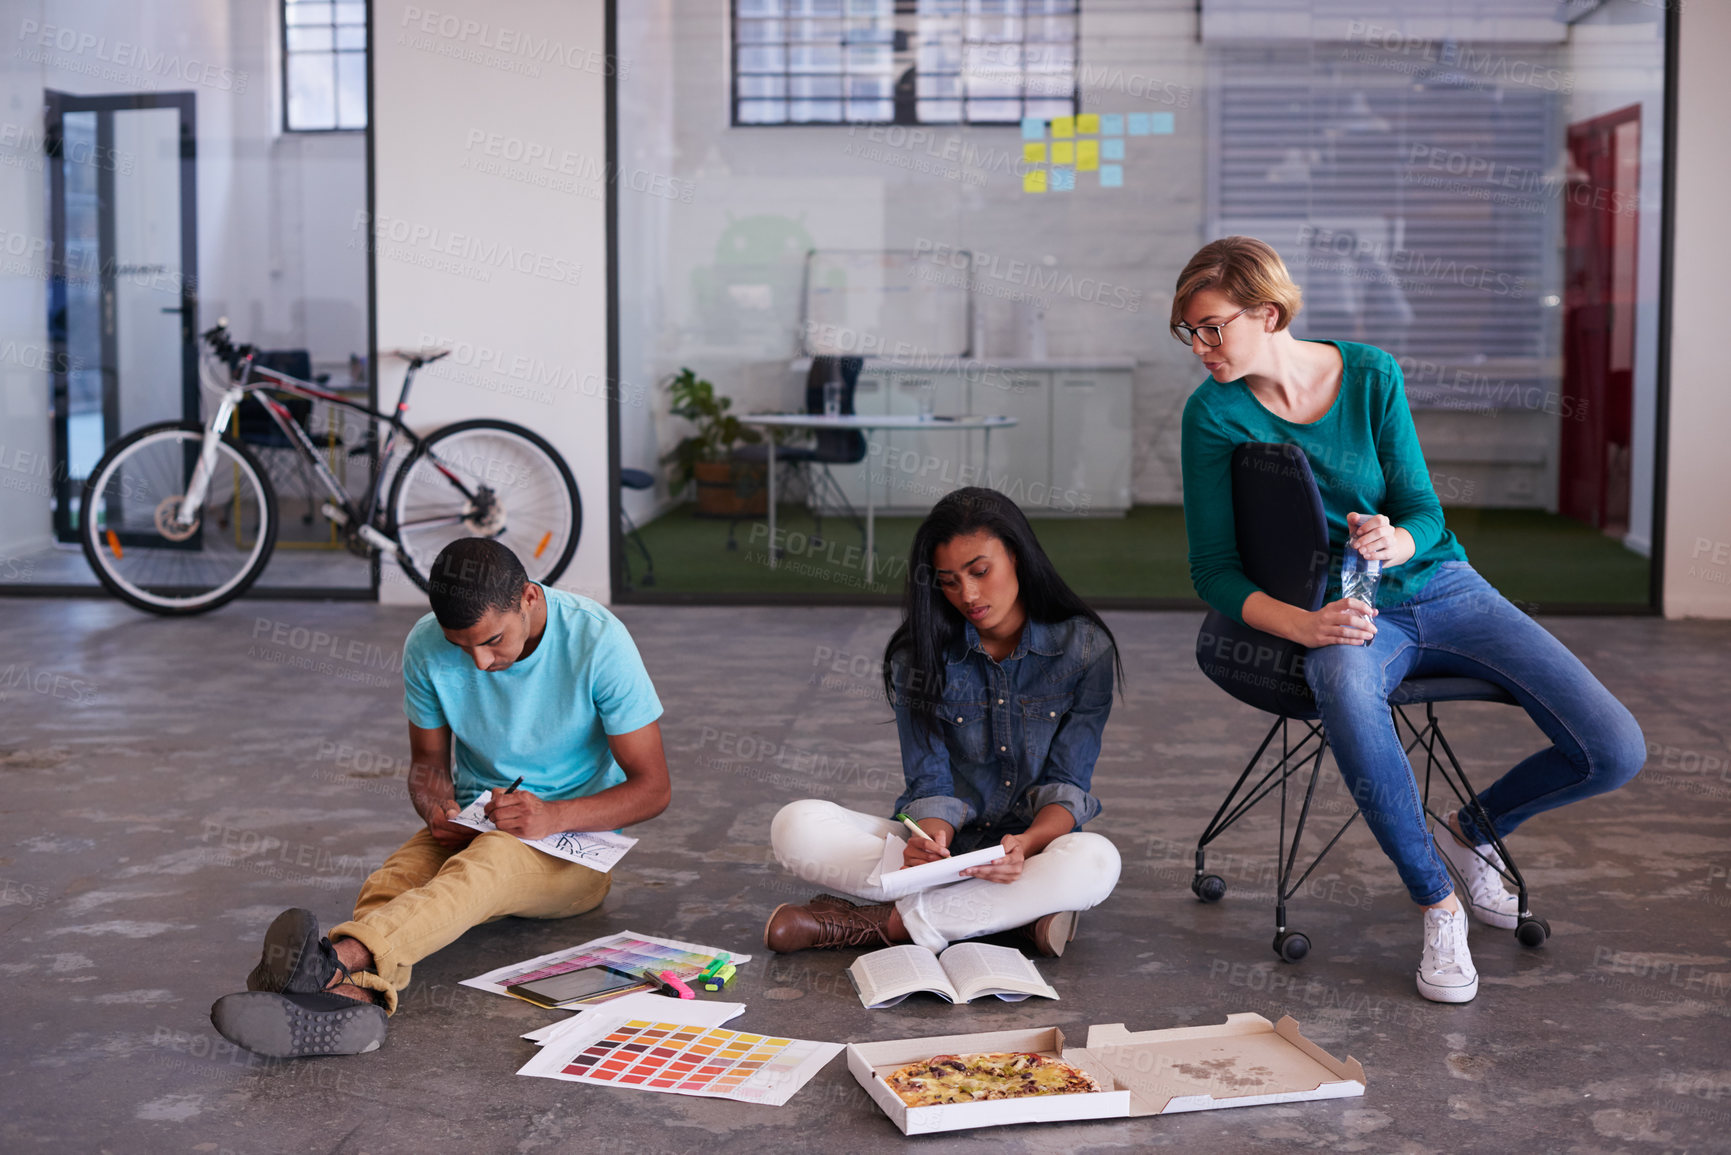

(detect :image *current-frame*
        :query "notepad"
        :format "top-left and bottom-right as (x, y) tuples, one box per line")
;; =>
(867, 835), (1010, 900)
(451, 790), (637, 871)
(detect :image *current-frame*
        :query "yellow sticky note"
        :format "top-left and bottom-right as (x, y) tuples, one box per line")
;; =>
(1077, 139), (1099, 171)
(1023, 168), (1047, 193)
(1077, 113), (1100, 135)
(1023, 142), (1047, 163)
(1052, 140), (1074, 165)
(1051, 115), (1074, 138)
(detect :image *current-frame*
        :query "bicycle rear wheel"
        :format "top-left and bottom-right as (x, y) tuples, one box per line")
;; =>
(387, 419), (580, 589)
(79, 422), (277, 615)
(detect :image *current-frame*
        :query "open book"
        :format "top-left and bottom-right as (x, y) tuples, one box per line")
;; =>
(846, 942), (1058, 1009)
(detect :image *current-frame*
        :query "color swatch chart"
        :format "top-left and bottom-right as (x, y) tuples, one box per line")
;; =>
(465, 931), (750, 1000)
(520, 1017), (842, 1107)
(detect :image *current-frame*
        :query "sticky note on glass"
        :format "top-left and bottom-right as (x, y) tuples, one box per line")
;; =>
(1021, 117), (1046, 140)
(1076, 139), (1099, 171)
(1051, 115), (1074, 138)
(1127, 113), (1152, 136)
(1100, 164), (1123, 188)
(1051, 167), (1075, 191)
(1052, 140), (1074, 165)
(1077, 113), (1100, 134)
(1023, 169), (1047, 193)
(1151, 112), (1175, 134)
(1023, 142), (1047, 163)
(1102, 138), (1125, 161)
(1102, 114), (1125, 135)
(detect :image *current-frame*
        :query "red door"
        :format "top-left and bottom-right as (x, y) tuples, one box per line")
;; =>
(1559, 105), (1640, 534)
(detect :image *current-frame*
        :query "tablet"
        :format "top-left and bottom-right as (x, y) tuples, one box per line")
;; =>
(506, 965), (648, 1009)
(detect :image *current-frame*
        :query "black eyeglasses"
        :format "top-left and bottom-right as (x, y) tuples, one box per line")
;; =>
(1172, 305), (1255, 348)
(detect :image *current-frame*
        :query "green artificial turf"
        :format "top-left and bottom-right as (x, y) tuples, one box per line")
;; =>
(625, 503), (1650, 606)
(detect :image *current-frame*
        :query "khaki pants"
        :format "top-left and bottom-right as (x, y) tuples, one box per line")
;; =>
(330, 828), (611, 1015)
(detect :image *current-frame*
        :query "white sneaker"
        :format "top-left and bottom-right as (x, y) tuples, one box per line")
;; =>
(1416, 906), (1479, 1003)
(1433, 813), (1519, 930)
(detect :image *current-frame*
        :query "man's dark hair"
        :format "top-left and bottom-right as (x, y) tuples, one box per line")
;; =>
(426, 539), (530, 629)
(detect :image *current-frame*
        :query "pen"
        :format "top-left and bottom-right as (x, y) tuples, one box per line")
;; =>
(503, 776), (524, 795)
(895, 813), (933, 842)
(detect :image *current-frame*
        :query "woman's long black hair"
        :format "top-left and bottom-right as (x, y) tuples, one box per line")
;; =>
(882, 487), (1123, 739)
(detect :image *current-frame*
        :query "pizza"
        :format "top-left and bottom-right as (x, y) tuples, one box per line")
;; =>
(883, 1051), (1102, 1107)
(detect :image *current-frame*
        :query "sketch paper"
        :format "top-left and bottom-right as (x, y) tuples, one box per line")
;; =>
(523, 993), (745, 1044)
(452, 790), (637, 872)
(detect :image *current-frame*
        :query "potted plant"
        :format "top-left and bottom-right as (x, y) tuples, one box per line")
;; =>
(661, 367), (768, 517)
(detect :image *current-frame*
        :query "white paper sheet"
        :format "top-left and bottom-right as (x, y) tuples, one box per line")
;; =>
(522, 992), (746, 1043)
(518, 1011), (843, 1107)
(462, 930), (751, 997)
(867, 835), (1009, 900)
(452, 790), (637, 871)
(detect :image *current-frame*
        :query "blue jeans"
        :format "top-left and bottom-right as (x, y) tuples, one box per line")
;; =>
(1303, 561), (1646, 905)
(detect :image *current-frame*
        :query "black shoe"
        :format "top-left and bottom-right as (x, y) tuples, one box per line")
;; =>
(246, 908), (353, 995)
(211, 990), (387, 1058)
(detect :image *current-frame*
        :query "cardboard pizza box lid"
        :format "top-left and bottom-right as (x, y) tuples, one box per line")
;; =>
(1079, 1013), (1367, 1117)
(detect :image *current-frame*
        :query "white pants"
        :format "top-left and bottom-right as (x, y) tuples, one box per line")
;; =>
(769, 798), (1122, 952)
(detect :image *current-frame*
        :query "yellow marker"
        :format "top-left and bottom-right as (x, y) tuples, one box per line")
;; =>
(1022, 142), (1046, 163)
(1023, 169), (1047, 194)
(534, 530), (553, 559)
(105, 529), (123, 558)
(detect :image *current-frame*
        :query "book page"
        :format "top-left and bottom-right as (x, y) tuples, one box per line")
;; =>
(937, 942), (1059, 1003)
(848, 944), (961, 1008)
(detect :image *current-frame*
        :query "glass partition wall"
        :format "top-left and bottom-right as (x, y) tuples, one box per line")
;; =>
(616, 0), (1667, 610)
(0, 0), (372, 597)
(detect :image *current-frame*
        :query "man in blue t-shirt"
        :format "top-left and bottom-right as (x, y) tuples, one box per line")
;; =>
(211, 539), (671, 1058)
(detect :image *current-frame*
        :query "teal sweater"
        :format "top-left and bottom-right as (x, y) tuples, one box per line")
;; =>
(1181, 340), (1466, 624)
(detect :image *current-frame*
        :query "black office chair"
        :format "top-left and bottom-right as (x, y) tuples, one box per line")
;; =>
(1191, 442), (1550, 962)
(732, 355), (867, 551)
(619, 467), (655, 590)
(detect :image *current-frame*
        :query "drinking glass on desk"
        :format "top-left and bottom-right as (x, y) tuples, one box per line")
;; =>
(1340, 546), (1382, 645)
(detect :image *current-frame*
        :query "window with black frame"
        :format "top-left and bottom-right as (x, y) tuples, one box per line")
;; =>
(733, 0), (1078, 126)
(283, 0), (368, 132)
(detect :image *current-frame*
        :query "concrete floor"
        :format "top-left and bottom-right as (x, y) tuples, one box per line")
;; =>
(2, 598), (1728, 1153)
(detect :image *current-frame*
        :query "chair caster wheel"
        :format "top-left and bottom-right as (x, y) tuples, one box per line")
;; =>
(1191, 874), (1227, 903)
(1273, 931), (1310, 963)
(1515, 915), (1550, 948)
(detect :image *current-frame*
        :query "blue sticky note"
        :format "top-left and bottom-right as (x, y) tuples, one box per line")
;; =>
(1127, 112), (1151, 136)
(1150, 112), (1175, 134)
(1021, 117), (1046, 140)
(1102, 138), (1125, 161)
(1051, 167), (1075, 191)
(1100, 164), (1123, 188)
(1101, 113), (1124, 136)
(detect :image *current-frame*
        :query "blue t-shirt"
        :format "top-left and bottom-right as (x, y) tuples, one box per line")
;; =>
(402, 587), (663, 806)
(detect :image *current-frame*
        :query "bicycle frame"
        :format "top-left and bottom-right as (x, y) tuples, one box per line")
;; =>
(176, 341), (461, 548)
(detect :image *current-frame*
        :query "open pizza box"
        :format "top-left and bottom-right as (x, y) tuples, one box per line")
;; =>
(846, 1013), (1366, 1136)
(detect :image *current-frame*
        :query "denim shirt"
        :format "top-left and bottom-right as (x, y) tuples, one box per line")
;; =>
(890, 615), (1115, 855)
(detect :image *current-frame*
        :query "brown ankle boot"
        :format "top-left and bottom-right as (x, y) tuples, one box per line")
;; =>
(764, 900), (896, 953)
(1015, 911), (1080, 958)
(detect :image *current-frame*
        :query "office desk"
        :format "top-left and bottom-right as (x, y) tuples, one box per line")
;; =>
(738, 413), (1017, 571)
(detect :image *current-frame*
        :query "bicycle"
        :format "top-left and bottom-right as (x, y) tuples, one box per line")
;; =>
(78, 320), (581, 615)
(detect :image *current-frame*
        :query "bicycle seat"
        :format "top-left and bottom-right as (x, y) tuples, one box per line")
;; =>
(388, 347), (452, 365)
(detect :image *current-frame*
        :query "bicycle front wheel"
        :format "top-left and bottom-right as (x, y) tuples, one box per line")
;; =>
(387, 419), (581, 590)
(78, 422), (278, 615)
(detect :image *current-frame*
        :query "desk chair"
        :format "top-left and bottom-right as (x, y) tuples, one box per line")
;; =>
(1190, 442), (1550, 962)
(732, 355), (867, 551)
(619, 467), (655, 590)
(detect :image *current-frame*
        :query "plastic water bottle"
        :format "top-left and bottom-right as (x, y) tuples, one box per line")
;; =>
(1340, 545), (1382, 646)
(822, 377), (842, 417)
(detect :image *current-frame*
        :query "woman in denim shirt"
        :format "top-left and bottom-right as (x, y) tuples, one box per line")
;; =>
(767, 488), (1123, 957)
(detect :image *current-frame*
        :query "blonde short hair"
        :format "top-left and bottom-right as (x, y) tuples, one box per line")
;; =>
(1170, 236), (1303, 333)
